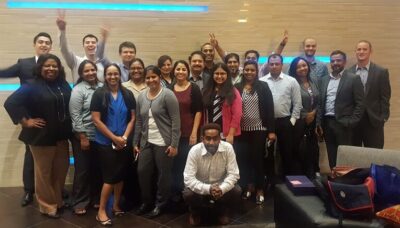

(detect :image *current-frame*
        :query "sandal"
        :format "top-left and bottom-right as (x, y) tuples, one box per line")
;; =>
(96, 215), (112, 226)
(112, 209), (126, 217)
(73, 208), (87, 215)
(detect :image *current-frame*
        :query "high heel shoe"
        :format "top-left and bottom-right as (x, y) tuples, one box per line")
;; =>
(96, 215), (112, 226)
(112, 209), (126, 217)
(256, 194), (265, 205)
(242, 191), (252, 200)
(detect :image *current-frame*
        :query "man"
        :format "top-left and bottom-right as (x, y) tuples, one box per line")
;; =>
(348, 40), (391, 148)
(56, 11), (108, 82)
(200, 42), (215, 75)
(316, 50), (364, 169)
(224, 53), (241, 85)
(301, 38), (329, 82)
(188, 50), (211, 91)
(260, 54), (302, 176)
(183, 123), (240, 226)
(117, 41), (136, 82)
(0, 32), (52, 206)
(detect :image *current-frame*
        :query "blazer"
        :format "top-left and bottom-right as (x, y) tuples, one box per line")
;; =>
(348, 62), (391, 127)
(0, 57), (36, 84)
(317, 70), (365, 128)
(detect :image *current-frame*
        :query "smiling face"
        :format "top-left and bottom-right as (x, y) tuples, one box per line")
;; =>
(243, 63), (258, 83)
(82, 63), (97, 84)
(268, 57), (283, 77)
(145, 70), (161, 91)
(190, 54), (205, 74)
(330, 54), (346, 75)
(160, 59), (172, 77)
(83, 37), (97, 56)
(296, 59), (309, 79)
(202, 44), (215, 63)
(174, 63), (189, 82)
(105, 65), (120, 87)
(41, 58), (59, 81)
(120, 47), (136, 64)
(303, 38), (317, 57)
(355, 42), (372, 63)
(129, 61), (144, 82)
(213, 66), (228, 86)
(227, 57), (239, 75)
(34, 36), (52, 56)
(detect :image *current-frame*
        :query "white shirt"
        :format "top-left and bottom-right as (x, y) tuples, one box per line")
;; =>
(183, 141), (240, 195)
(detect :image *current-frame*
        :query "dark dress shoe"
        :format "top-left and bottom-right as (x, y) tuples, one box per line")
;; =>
(21, 192), (33, 207)
(135, 204), (152, 215)
(145, 206), (162, 218)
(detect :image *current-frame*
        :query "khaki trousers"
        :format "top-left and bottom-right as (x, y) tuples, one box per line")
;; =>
(30, 140), (69, 214)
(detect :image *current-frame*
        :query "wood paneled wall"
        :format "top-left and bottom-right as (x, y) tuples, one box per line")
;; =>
(0, 0), (399, 187)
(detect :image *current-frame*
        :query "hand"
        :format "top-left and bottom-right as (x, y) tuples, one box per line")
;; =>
(189, 134), (197, 146)
(268, 133), (276, 142)
(100, 24), (110, 40)
(209, 33), (218, 48)
(165, 146), (177, 157)
(112, 136), (126, 150)
(305, 110), (316, 125)
(56, 9), (66, 31)
(79, 135), (90, 151)
(226, 134), (234, 145)
(315, 125), (324, 141)
(210, 184), (223, 200)
(280, 30), (289, 46)
(290, 117), (296, 126)
(21, 118), (46, 128)
(134, 146), (141, 154)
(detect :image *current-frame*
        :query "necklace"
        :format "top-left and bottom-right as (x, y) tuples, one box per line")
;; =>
(46, 83), (66, 122)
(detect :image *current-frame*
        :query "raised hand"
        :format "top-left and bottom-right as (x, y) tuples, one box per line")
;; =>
(209, 33), (218, 48)
(280, 30), (289, 46)
(56, 9), (66, 31)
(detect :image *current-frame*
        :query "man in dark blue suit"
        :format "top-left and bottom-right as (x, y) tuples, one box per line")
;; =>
(0, 32), (52, 206)
(348, 40), (391, 149)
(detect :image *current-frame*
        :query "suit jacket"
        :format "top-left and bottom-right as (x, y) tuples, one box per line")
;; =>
(348, 62), (391, 127)
(317, 70), (364, 128)
(0, 57), (36, 84)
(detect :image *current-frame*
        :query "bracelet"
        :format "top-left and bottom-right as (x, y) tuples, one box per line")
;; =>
(121, 136), (127, 141)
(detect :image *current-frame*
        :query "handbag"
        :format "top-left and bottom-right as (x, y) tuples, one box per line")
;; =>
(370, 164), (400, 211)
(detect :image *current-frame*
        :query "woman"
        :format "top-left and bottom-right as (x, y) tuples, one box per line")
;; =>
(288, 57), (320, 179)
(4, 54), (72, 218)
(134, 65), (180, 218)
(122, 58), (147, 100)
(202, 62), (242, 145)
(69, 60), (103, 215)
(168, 60), (203, 200)
(90, 63), (136, 226)
(157, 55), (173, 87)
(235, 60), (275, 204)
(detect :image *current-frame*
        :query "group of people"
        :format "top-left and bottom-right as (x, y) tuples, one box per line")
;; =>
(0, 14), (391, 227)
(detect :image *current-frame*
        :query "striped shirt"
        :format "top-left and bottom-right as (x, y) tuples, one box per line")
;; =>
(241, 90), (267, 131)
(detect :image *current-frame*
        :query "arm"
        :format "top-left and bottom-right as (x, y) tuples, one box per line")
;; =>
(165, 91), (181, 148)
(0, 61), (20, 78)
(291, 80), (303, 121)
(122, 92), (136, 139)
(273, 30), (288, 55)
(132, 97), (142, 150)
(69, 87), (85, 133)
(380, 69), (391, 122)
(190, 84), (203, 145)
(4, 84), (31, 124)
(218, 145), (240, 194)
(209, 33), (226, 60)
(348, 75), (365, 127)
(96, 25), (109, 61)
(263, 82), (276, 133)
(57, 13), (78, 73)
(190, 112), (202, 145)
(183, 146), (211, 195)
(226, 89), (243, 143)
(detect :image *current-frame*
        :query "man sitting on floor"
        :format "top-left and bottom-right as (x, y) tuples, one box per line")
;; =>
(183, 123), (241, 226)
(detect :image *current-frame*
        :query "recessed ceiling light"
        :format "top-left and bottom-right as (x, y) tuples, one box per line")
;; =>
(237, 18), (247, 23)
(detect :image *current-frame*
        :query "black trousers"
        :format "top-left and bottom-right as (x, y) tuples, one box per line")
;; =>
(323, 117), (353, 169)
(352, 114), (384, 149)
(275, 117), (295, 176)
(71, 137), (102, 209)
(137, 143), (173, 208)
(172, 137), (191, 196)
(23, 144), (35, 193)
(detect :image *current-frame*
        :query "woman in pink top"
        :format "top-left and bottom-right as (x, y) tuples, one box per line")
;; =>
(202, 62), (242, 145)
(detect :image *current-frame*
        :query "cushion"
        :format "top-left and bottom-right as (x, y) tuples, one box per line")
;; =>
(376, 204), (400, 225)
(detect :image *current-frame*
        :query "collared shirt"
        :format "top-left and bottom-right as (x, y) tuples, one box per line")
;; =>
(118, 63), (130, 83)
(122, 80), (147, 100)
(231, 73), (242, 85)
(189, 72), (206, 90)
(355, 62), (370, 90)
(69, 81), (103, 140)
(301, 54), (329, 80)
(259, 72), (302, 119)
(325, 71), (343, 116)
(183, 141), (240, 195)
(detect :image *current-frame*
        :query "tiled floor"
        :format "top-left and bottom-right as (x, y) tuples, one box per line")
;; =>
(0, 186), (275, 228)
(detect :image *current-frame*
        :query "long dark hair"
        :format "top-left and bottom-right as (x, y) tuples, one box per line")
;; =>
(76, 60), (98, 85)
(203, 62), (235, 107)
(34, 54), (66, 82)
(288, 57), (312, 84)
(102, 63), (131, 108)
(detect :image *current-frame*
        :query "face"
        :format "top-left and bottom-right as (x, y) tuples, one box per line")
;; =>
(129, 61), (144, 81)
(202, 129), (220, 155)
(34, 36), (52, 56)
(83, 37), (97, 56)
(355, 42), (372, 62)
(330, 54), (346, 74)
(145, 70), (161, 90)
(213, 66), (228, 86)
(296, 60), (309, 78)
(82, 63), (97, 84)
(227, 57), (239, 75)
(303, 38), (317, 57)
(190, 54), (205, 73)
(41, 59), (59, 81)
(243, 64), (258, 82)
(245, 53), (258, 62)
(174, 63), (189, 82)
(202, 44), (215, 62)
(120, 47), (136, 63)
(105, 65), (120, 87)
(160, 59), (172, 76)
(268, 57), (283, 76)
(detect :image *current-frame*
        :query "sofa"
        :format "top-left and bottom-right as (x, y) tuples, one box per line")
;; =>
(274, 145), (400, 228)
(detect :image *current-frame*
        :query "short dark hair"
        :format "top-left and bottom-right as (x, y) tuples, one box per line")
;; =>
(82, 34), (98, 45)
(201, 123), (221, 136)
(244, 50), (260, 60)
(330, 50), (347, 61)
(33, 32), (52, 44)
(189, 51), (206, 62)
(77, 60), (98, 85)
(224, 53), (240, 64)
(201, 42), (212, 51)
(144, 65), (162, 78)
(119, 41), (136, 54)
(357, 40), (372, 50)
(268, 53), (283, 64)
